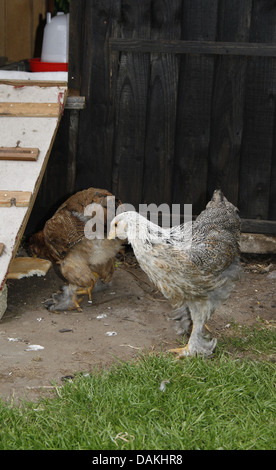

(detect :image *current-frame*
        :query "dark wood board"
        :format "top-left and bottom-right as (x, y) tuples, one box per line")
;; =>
(109, 39), (276, 57)
(207, 0), (253, 205)
(238, 1), (276, 219)
(142, 0), (182, 207)
(76, 0), (122, 193)
(111, 0), (151, 208)
(173, 0), (219, 213)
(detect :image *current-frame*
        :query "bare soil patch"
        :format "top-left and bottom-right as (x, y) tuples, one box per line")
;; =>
(0, 250), (275, 401)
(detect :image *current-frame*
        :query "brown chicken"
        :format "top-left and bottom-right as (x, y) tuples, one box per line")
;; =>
(29, 187), (123, 311)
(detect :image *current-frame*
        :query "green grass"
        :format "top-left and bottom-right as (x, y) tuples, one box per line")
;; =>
(0, 325), (275, 450)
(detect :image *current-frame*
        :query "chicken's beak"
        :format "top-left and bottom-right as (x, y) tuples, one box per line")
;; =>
(108, 228), (116, 240)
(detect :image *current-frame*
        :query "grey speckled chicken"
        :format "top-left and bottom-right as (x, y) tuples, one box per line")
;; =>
(108, 190), (241, 356)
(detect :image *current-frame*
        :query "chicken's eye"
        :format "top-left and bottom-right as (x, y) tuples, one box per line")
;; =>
(115, 223), (118, 228)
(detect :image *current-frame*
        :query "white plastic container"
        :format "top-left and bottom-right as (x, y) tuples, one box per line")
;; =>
(41, 12), (69, 63)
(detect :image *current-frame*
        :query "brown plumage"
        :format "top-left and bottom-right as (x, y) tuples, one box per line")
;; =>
(29, 188), (123, 311)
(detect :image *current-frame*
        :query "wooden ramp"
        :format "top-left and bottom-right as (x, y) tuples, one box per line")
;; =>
(0, 72), (68, 306)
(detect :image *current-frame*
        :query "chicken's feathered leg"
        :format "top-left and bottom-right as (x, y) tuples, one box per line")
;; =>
(76, 272), (100, 301)
(45, 285), (81, 312)
(170, 300), (217, 357)
(45, 272), (100, 312)
(172, 305), (192, 335)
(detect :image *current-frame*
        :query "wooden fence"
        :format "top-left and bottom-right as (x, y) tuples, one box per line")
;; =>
(31, 0), (276, 234)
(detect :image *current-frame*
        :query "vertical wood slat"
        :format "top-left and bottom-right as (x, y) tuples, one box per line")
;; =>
(76, 0), (121, 193)
(111, 0), (151, 207)
(207, 0), (253, 205)
(173, 0), (219, 214)
(142, 0), (182, 207)
(238, 0), (276, 219)
(269, 115), (276, 220)
(68, 0), (85, 91)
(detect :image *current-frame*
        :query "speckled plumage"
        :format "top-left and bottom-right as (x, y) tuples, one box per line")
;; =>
(109, 190), (241, 356)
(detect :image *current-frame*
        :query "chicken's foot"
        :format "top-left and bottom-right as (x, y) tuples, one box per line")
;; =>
(169, 317), (216, 357)
(169, 345), (190, 358)
(169, 335), (217, 358)
(72, 293), (83, 312)
(76, 273), (100, 302)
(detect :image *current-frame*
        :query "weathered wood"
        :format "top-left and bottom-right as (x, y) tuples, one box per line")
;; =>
(238, 1), (276, 220)
(111, 0), (151, 207)
(29, 109), (71, 221)
(7, 257), (52, 280)
(76, 0), (121, 192)
(0, 147), (39, 161)
(0, 80), (68, 87)
(68, 0), (85, 91)
(65, 96), (85, 110)
(241, 218), (276, 235)
(110, 38), (276, 57)
(63, 0), (276, 239)
(142, 0), (182, 206)
(0, 190), (32, 207)
(0, 81), (68, 293)
(269, 114), (276, 220)
(0, 102), (61, 117)
(173, 0), (219, 213)
(207, 0), (252, 204)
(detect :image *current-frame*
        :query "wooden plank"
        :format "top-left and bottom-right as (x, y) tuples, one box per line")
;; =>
(68, 0), (85, 91)
(173, 0), (219, 214)
(110, 38), (276, 57)
(142, 0), (182, 206)
(0, 102), (61, 117)
(0, 84), (68, 293)
(0, 79), (68, 88)
(0, 147), (39, 161)
(111, 0), (151, 208)
(76, 0), (121, 193)
(7, 257), (52, 280)
(0, 190), (32, 207)
(238, 2), (276, 219)
(207, 0), (252, 205)
(241, 219), (276, 235)
(269, 114), (276, 220)
(65, 96), (86, 110)
(0, 243), (4, 256)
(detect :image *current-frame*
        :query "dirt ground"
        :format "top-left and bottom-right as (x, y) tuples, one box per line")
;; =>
(0, 249), (275, 402)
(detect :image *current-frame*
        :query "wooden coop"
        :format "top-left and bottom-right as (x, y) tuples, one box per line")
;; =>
(0, 0), (276, 314)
